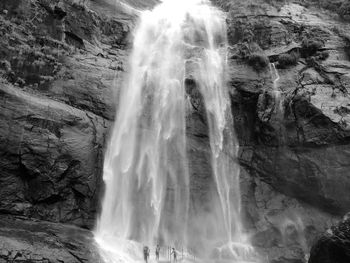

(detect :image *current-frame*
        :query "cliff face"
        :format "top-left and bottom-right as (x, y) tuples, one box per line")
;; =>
(220, 0), (350, 261)
(230, 4), (350, 216)
(0, 0), (139, 228)
(0, 0), (349, 262)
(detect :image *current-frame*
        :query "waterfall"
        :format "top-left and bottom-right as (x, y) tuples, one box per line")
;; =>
(95, 0), (258, 262)
(270, 63), (280, 97)
(270, 63), (283, 113)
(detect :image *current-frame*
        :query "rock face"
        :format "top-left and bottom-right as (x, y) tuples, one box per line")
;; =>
(309, 214), (350, 263)
(0, 214), (102, 263)
(0, 81), (108, 228)
(212, 0), (350, 261)
(224, 0), (350, 217)
(0, 0), (139, 228)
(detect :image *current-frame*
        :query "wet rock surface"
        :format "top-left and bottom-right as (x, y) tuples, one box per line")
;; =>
(309, 214), (350, 263)
(240, 167), (338, 263)
(0, 214), (102, 263)
(213, 0), (350, 261)
(0, 80), (109, 228)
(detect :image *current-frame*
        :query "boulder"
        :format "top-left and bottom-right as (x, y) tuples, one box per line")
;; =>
(309, 214), (350, 263)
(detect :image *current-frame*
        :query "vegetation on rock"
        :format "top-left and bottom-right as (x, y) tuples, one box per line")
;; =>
(306, 0), (350, 21)
(247, 52), (270, 71)
(300, 37), (324, 57)
(277, 52), (299, 68)
(0, 1), (71, 88)
(0, 0), (130, 229)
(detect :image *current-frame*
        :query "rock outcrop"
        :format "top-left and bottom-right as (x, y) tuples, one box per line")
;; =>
(0, 0), (139, 228)
(309, 214), (350, 263)
(213, 0), (350, 261)
(224, 0), (350, 217)
(0, 214), (102, 263)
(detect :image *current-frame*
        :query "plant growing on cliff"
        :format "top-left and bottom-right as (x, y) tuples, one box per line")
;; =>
(229, 16), (271, 48)
(277, 52), (300, 68)
(301, 37), (324, 57)
(72, 0), (88, 11)
(339, 2), (350, 20)
(233, 42), (269, 72)
(316, 50), (329, 60)
(299, 35), (329, 61)
(0, 60), (11, 73)
(308, 0), (350, 21)
(247, 53), (269, 71)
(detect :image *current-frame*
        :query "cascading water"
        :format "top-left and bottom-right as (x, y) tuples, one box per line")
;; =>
(270, 63), (283, 113)
(95, 0), (259, 262)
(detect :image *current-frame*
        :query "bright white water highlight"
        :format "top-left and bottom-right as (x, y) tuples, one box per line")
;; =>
(96, 0), (259, 262)
(270, 63), (283, 113)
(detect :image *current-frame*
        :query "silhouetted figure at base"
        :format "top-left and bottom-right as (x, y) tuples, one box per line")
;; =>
(155, 244), (160, 261)
(171, 248), (177, 262)
(143, 246), (150, 263)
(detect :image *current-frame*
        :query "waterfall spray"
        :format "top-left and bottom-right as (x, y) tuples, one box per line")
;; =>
(95, 0), (259, 262)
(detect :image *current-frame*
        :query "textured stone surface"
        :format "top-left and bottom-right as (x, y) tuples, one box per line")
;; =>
(226, 0), (350, 216)
(0, 0), (132, 228)
(215, 0), (350, 261)
(0, 215), (102, 263)
(309, 214), (350, 263)
(240, 168), (337, 263)
(0, 80), (109, 228)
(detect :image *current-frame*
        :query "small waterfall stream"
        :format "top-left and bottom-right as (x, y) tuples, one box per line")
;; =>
(270, 63), (282, 111)
(95, 0), (259, 262)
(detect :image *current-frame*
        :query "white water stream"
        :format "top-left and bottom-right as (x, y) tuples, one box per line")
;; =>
(95, 0), (259, 262)
(270, 63), (283, 113)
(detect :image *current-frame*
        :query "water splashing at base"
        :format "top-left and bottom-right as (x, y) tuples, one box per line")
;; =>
(95, 0), (260, 262)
